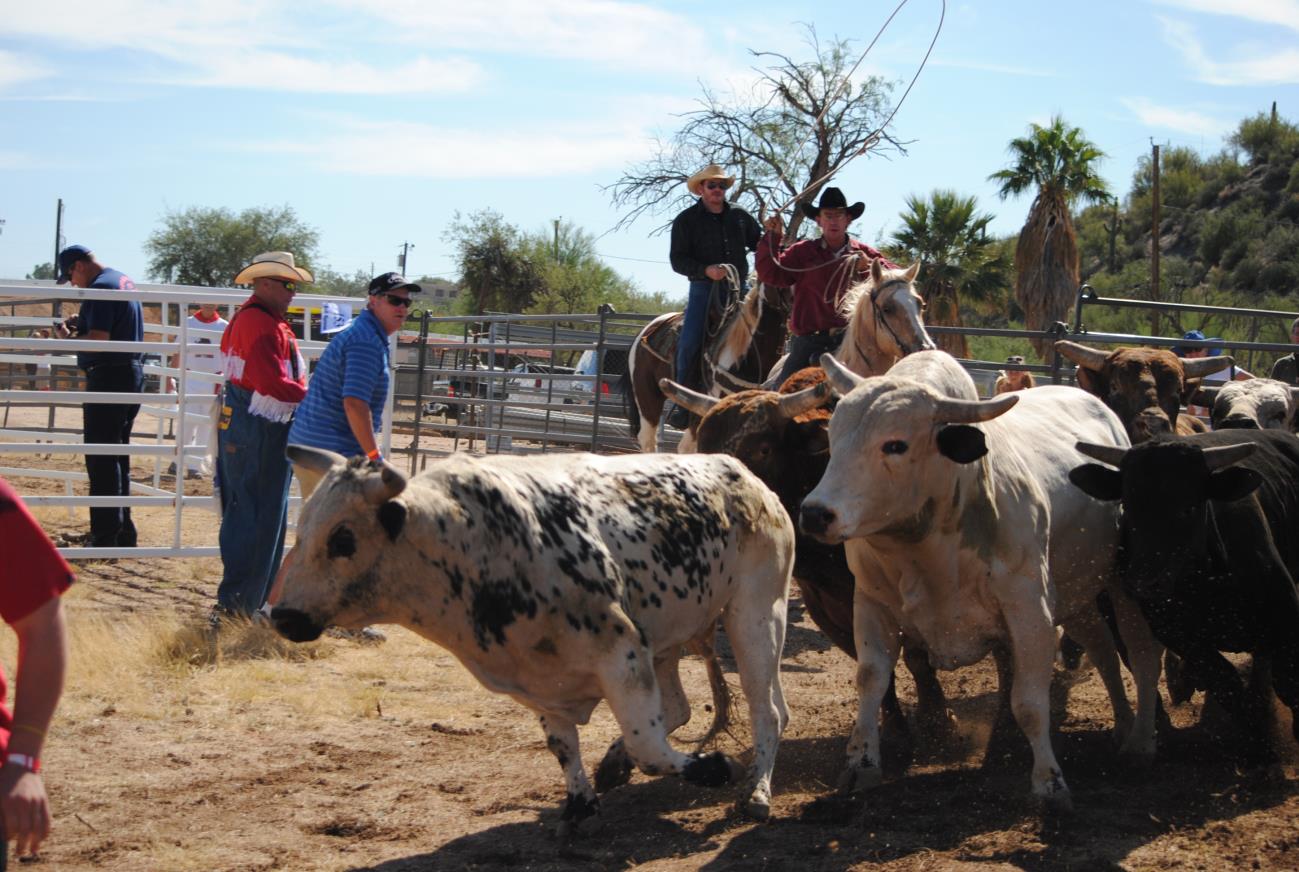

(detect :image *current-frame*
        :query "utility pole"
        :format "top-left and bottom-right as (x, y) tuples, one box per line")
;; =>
(399, 242), (414, 275)
(553, 218), (560, 261)
(1150, 142), (1161, 337)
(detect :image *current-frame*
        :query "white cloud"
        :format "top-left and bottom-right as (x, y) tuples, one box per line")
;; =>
(245, 117), (654, 178)
(181, 52), (483, 95)
(0, 51), (53, 91)
(3, 2), (483, 94)
(329, 0), (708, 72)
(1120, 97), (1230, 136)
(1150, 0), (1299, 33)
(1160, 15), (1299, 84)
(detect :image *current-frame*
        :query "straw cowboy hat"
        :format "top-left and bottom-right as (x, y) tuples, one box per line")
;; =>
(233, 251), (314, 285)
(687, 164), (735, 196)
(801, 187), (865, 221)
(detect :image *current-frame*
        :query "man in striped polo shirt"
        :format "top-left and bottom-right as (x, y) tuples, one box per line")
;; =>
(287, 272), (419, 497)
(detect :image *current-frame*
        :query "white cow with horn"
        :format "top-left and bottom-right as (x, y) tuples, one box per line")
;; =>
(799, 350), (1163, 812)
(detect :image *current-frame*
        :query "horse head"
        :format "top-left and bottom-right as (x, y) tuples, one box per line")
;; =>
(837, 260), (935, 376)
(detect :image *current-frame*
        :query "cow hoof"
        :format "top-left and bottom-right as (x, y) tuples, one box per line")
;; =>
(594, 742), (634, 793)
(556, 792), (600, 840)
(682, 751), (734, 787)
(1038, 789), (1074, 816)
(836, 764), (883, 795)
(740, 787), (772, 821)
(1117, 744), (1156, 770)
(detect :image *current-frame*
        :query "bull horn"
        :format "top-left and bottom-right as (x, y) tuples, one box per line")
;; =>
(362, 462), (408, 505)
(1202, 442), (1256, 471)
(287, 444), (347, 475)
(931, 393), (1018, 425)
(776, 380), (832, 419)
(659, 379), (718, 416)
(1054, 340), (1110, 372)
(1181, 355), (1234, 379)
(819, 354), (864, 394)
(1076, 441), (1128, 468)
(1189, 385), (1220, 409)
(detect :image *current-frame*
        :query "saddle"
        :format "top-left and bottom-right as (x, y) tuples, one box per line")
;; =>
(639, 291), (733, 387)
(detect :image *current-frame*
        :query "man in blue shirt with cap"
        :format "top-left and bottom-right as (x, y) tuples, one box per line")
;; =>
(53, 245), (143, 548)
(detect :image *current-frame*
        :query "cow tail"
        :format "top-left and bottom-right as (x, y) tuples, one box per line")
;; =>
(683, 626), (732, 747)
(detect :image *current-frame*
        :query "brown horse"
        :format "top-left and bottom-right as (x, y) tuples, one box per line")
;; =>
(624, 283), (790, 453)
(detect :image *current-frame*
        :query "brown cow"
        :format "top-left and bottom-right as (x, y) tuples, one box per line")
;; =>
(660, 370), (960, 756)
(1055, 341), (1233, 442)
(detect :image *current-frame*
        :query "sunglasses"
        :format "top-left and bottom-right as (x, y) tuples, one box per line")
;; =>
(704, 181), (728, 190)
(269, 278), (298, 292)
(380, 293), (412, 309)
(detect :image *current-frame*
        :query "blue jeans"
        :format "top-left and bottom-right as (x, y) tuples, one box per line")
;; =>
(674, 279), (747, 391)
(215, 383), (293, 615)
(83, 361), (143, 546)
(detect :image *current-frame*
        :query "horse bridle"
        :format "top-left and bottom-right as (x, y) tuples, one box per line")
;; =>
(864, 278), (919, 358)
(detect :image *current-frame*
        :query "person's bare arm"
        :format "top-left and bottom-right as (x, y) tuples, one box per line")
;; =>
(343, 397), (379, 457)
(0, 597), (67, 857)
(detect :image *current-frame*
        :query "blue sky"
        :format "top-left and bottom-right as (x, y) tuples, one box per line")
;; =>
(1, 0), (1296, 301)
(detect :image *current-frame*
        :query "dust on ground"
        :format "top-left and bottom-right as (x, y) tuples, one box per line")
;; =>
(1, 405), (1298, 871)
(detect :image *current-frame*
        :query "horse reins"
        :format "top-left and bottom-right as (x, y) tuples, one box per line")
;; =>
(856, 278), (913, 364)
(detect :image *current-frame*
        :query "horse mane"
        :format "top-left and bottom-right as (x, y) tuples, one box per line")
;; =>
(708, 283), (765, 372)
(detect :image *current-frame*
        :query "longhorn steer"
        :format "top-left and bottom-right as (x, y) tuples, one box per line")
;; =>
(271, 448), (795, 831)
(1071, 431), (1299, 755)
(1055, 340), (1233, 441)
(799, 351), (1162, 811)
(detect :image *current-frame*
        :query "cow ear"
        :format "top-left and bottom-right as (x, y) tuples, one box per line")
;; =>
(1069, 464), (1122, 501)
(377, 500), (407, 541)
(936, 424), (987, 464)
(1074, 366), (1104, 397)
(1206, 467), (1262, 502)
(1181, 377), (1203, 404)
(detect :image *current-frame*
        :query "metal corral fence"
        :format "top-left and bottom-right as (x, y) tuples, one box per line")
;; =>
(0, 281), (379, 561)
(4, 279), (1296, 561)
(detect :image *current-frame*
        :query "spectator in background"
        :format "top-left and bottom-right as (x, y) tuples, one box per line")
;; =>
(54, 245), (143, 548)
(167, 302), (228, 480)
(23, 330), (51, 392)
(1268, 317), (1299, 386)
(213, 252), (311, 621)
(0, 477), (71, 865)
(267, 273), (420, 641)
(993, 355), (1036, 394)
(1176, 329), (1252, 418)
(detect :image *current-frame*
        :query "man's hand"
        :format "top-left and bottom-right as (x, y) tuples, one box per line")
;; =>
(53, 316), (78, 339)
(0, 766), (50, 857)
(704, 265), (727, 282)
(762, 215), (784, 236)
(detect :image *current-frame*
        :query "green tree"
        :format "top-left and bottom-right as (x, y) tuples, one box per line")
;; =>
(886, 190), (1009, 359)
(989, 115), (1109, 360)
(311, 267), (371, 298)
(609, 25), (903, 240)
(443, 209), (546, 315)
(144, 205), (319, 287)
(26, 263), (55, 280)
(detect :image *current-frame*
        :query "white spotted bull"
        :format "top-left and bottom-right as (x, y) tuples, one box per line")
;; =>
(272, 447), (794, 832)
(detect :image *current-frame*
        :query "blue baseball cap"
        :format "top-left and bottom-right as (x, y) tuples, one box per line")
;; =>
(1172, 329), (1222, 356)
(56, 245), (92, 284)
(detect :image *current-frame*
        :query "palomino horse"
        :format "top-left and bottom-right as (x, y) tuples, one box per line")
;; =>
(827, 260), (935, 378)
(625, 282), (790, 453)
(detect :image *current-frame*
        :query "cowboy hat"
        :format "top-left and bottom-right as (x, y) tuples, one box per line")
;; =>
(802, 187), (865, 221)
(233, 251), (314, 286)
(687, 164), (735, 196)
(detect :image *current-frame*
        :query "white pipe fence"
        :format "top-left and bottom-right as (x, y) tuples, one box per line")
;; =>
(0, 281), (390, 561)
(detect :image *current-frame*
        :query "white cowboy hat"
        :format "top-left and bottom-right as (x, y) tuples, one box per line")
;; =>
(233, 251), (314, 285)
(687, 164), (735, 196)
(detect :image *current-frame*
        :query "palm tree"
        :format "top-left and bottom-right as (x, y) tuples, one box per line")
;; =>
(888, 190), (1008, 359)
(989, 116), (1109, 360)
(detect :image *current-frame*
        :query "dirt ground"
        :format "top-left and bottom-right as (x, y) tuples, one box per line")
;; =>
(3, 406), (1299, 871)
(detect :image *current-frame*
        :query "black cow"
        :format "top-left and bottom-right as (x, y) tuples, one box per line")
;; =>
(1070, 430), (1299, 753)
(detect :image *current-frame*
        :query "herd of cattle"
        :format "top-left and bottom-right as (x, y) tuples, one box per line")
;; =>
(268, 263), (1299, 838)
